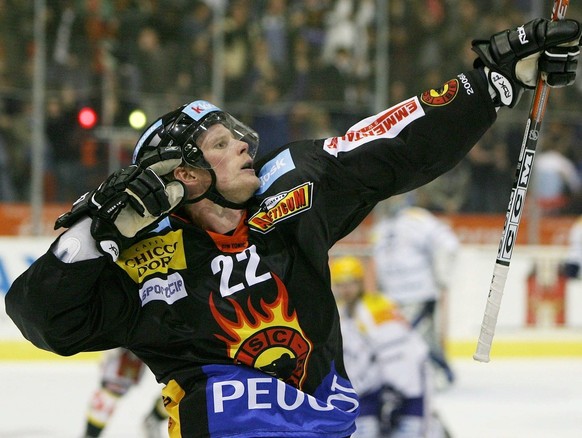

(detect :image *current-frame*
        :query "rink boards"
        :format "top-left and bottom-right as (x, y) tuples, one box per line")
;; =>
(2, 237), (582, 361)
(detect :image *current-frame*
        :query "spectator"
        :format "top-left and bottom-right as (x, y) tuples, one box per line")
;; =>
(45, 94), (77, 202)
(0, 128), (16, 201)
(251, 80), (291, 159)
(223, 0), (254, 102)
(132, 26), (176, 118)
(462, 127), (513, 213)
(180, 1), (212, 44)
(260, 0), (290, 69)
(416, 161), (471, 214)
(534, 121), (582, 215)
(175, 34), (213, 101)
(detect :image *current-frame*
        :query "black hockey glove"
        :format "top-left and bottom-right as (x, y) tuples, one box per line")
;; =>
(472, 18), (581, 107)
(55, 165), (184, 261)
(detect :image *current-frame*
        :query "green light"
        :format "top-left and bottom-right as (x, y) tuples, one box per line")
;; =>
(129, 109), (147, 130)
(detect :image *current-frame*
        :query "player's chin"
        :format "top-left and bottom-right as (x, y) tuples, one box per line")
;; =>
(245, 174), (261, 192)
(229, 176), (260, 203)
(246, 177), (261, 198)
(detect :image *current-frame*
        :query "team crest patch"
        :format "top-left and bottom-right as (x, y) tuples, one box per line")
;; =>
(421, 78), (459, 106)
(209, 275), (312, 388)
(248, 182), (313, 233)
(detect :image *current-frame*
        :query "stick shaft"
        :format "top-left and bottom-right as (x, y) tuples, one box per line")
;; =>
(473, 0), (570, 363)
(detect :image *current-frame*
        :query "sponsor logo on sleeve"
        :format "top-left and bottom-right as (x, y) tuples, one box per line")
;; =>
(117, 230), (186, 283)
(323, 97), (425, 156)
(139, 272), (187, 306)
(256, 149), (295, 195)
(248, 182), (313, 233)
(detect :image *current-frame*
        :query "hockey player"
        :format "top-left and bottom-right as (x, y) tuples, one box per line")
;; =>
(82, 348), (168, 438)
(371, 197), (459, 385)
(330, 256), (446, 438)
(5, 18), (581, 438)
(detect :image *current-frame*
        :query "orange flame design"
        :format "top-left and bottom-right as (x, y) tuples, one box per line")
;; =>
(209, 274), (312, 388)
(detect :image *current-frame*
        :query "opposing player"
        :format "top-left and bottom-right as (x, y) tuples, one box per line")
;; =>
(330, 256), (448, 438)
(6, 19), (581, 437)
(82, 348), (167, 438)
(371, 197), (459, 385)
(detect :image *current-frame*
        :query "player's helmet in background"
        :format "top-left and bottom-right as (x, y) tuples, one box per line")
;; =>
(330, 256), (365, 284)
(132, 100), (259, 173)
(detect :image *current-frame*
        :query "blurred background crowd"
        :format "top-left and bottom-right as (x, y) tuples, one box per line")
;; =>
(0, 0), (581, 215)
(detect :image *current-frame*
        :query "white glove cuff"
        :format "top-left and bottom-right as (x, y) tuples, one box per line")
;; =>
(52, 216), (103, 263)
(483, 67), (501, 112)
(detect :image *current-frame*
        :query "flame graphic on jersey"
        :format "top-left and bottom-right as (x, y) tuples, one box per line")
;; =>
(209, 275), (312, 389)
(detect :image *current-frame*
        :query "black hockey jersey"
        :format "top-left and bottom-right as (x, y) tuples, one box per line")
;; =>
(6, 69), (495, 437)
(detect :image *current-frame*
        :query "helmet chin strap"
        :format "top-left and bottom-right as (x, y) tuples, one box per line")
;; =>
(181, 168), (248, 210)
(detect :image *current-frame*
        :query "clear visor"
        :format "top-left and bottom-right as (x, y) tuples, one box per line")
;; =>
(183, 112), (259, 168)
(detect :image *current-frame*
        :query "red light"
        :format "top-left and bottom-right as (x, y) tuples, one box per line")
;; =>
(77, 107), (98, 129)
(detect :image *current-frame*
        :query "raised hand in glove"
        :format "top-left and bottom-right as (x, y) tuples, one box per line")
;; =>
(55, 162), (184, 261)
(472, 18), (581, 107)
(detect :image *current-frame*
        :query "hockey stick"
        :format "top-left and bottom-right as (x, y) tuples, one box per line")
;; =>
(473, 0), (571, 363)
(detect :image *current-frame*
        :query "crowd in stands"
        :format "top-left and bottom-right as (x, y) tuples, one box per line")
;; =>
(1, 0), (581, 215)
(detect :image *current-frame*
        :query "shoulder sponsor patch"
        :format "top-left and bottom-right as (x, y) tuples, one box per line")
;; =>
(323, 97), (425, 156)
(421, 78), (459, 106)
(256, 149), (295, 195)
(139, 272), (187, 306)
(117, 230), (186, 283)
(248, 182), (312, 233)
